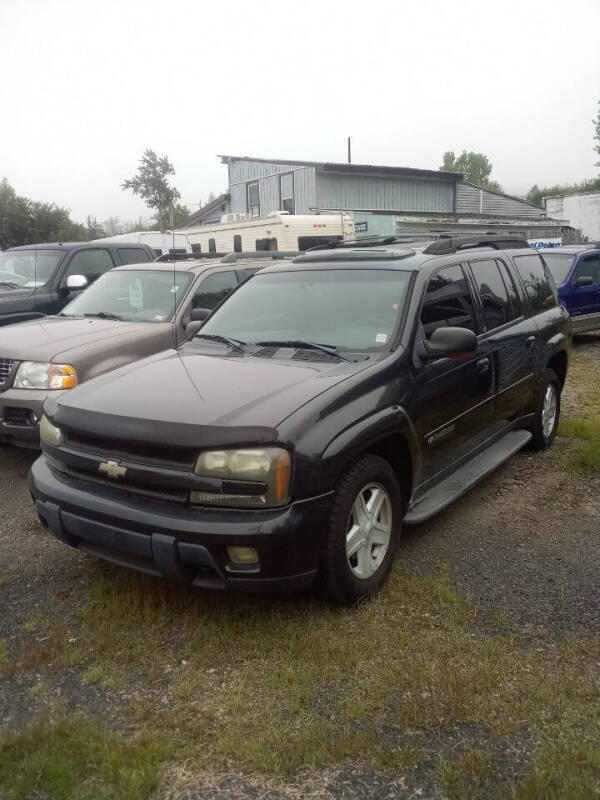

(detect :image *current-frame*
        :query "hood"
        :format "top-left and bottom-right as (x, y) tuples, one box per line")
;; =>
(48, 347), (370, 448)
(0, 316), (153, 362)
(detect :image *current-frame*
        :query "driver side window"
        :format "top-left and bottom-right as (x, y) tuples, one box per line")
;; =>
(573, 256), (600, 286)
(66, 249), (114, 285)
(420, 265), (477, 339)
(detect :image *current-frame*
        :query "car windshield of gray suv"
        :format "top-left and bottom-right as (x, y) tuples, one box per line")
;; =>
(198, 269), (412, 352)
(0, 250), (64, 288)
(62, 269), (193, 322)
(542, 253), (575, 286)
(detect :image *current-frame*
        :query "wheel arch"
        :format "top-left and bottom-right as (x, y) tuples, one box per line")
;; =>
(547, 349), (568, 388)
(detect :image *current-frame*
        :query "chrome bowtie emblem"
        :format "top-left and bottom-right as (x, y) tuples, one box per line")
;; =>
(98, 460), (127, 479)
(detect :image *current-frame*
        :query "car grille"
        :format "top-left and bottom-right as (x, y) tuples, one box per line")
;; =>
(0, 358), (15, 385)
(65, 430), (197, 470)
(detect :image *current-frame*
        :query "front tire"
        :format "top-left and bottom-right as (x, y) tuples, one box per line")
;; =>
(318, 453), (403, 605)
(528, 368), (561, 451)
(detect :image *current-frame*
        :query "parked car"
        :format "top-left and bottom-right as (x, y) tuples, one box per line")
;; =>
(30, 236), (570, 603)
(540, 243), (600, 333)
(0, 241), (156, 327)
(0, 254), (287, 446)
(91, 231), (192, 258)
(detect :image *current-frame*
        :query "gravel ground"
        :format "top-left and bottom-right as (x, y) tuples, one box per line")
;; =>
(1, 333), (599, 798)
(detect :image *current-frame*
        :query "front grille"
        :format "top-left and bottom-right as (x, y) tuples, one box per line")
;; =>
(52, 462), (189, 504)
(65, 430), (197, 470)
(0, 358), (15, 384)
(3, 407), (34, 427)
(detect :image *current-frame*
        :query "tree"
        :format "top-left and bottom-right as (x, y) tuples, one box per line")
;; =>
(0, 177), (90, 248)
(524, 177), (600, 208)
(441, 150), (502, 192)
(122, 149), (181, 230)
(594, 101), (600, 169)
(86, 216), (104, 239)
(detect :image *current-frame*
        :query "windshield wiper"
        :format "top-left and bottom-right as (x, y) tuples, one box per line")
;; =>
(192, 333), (247, 354)
(255, 340), (351, 362)
(83, 311), (124, 321)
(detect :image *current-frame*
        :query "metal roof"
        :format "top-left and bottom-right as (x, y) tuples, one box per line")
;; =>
(181, 193), (230, 228)
(219, 155), (462, 182)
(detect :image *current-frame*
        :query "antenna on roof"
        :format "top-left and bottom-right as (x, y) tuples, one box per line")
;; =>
(347, 137), (351, 164)
(171, 205), (178, 349)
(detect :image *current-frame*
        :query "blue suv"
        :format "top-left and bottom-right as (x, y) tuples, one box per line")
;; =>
(541, 244), (600, 333)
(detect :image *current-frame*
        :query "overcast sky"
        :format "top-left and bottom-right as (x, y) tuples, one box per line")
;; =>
(1, 0), (599, 224)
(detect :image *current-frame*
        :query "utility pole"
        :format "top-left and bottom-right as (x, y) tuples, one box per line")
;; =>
(347, 137), (352, 164)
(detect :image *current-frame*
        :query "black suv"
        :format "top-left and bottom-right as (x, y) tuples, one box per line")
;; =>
(30, 236), (571, 604)
(0, 241), (155, 325)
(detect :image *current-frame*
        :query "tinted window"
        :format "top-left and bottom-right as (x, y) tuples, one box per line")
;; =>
(208, 239), (216, 253)
(256, 238), (278, 251)
(0, 249), (63, 287)
(542, 253), (575, 286)
(420, 265), (477, 337)
(67, 248), (114, 283)
(513, 254), (558, 313)
(297, 235), (342, 251)
(496, 259), (521, 318)
(469, 258), (512, 331)
(572, 255), (600, 286)
(280, 173), (295, 215)
(233, 235), (242, 253)
(191, 243), (202, 254)
(247, 182), (260, 218)
(118, 247), (151, 265)
(191, 271), (238, 310)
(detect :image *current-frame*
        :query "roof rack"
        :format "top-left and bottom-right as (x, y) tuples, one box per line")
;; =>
(307, 236), (418, 251)
(422, 235), (530, 255)
(220, 250), (299, 263)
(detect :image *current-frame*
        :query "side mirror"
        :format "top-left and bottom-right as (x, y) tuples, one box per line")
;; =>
(66, 274), (88, 291)
(572, 276), (594, 289)
(419, 327), (477, 360)
(185, 321), (204, 339)
(191, 307), (211, 322)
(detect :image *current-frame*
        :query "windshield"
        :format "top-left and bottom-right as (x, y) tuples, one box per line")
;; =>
(63, 269), (193, 322)
(0, 250), (64, 287)
(199, 268), (412, 352)
(542, 253), (575, 286)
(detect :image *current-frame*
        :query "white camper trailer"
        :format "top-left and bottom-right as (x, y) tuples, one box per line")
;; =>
(92, 231), (192, 257)
(182, 213), (355, 255)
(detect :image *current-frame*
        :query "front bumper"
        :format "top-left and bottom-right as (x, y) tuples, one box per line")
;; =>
(30, 456), (332, 592)
(0, 389), (62, 446)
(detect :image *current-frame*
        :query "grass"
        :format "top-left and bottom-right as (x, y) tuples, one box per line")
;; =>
(0, 717), (177, 800)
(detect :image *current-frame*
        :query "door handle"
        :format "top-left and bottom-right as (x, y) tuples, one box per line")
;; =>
(476, 357), (490, 373)
(526, 336), (536, 348)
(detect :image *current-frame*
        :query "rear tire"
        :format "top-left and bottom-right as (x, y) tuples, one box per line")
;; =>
(318, 453), (403, 605)
(528, 368), (560, 451)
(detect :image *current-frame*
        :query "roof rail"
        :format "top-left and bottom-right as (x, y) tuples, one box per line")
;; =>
(220, 250), (299, 263)
(423, 235), (530, 255)
(307, 236), (418, 251)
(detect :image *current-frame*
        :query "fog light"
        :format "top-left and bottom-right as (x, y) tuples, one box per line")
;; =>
(28, 411), (38, 426)
(227, 546), (259, 565)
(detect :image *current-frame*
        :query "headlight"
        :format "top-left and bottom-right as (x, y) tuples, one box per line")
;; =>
(14, 362), (77, 390)
(192, 447), (291, 508)
(39, 415), (64, 447)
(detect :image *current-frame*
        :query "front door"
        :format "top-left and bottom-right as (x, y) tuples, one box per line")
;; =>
(568, 254), (600, 323)
(409, 264), (495, 491)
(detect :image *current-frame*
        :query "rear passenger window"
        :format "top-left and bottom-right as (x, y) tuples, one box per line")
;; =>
(513, 254), (558, 313)
(191, 271), (238, 310)
(496, 259), (522, 318)
(420, 265), (477, 337)
(118, 247), (150, 265)
(468, 258), (512, 331)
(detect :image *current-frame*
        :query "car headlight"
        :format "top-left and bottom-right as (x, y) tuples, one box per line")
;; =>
(14, 362), (77, 390)
(39, 415), (64, 447)
(192, 447), (291, 508)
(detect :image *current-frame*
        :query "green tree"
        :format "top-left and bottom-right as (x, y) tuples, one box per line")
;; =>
(122, 149), (181, 229)
(85, 216), (105, 239)
(441, 150), (502, 192)
(525, 177), (600, 208)
(0, 177), (90, 247)
(150, 203), (189, 230)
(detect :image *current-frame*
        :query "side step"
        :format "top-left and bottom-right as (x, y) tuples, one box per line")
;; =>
(403, 429), (532, 526)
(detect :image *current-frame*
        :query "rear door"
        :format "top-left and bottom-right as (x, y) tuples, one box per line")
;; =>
(464, 256), (537, 422)
(410, 264), (496, 486)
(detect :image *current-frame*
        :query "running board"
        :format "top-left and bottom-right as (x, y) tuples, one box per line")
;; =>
(403, 429), (532, 526)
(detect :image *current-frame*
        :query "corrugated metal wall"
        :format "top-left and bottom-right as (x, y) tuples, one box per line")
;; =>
(455, 182), (544, 218)
(314, 173), (454, 213)
(228, 160), (316, 215)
